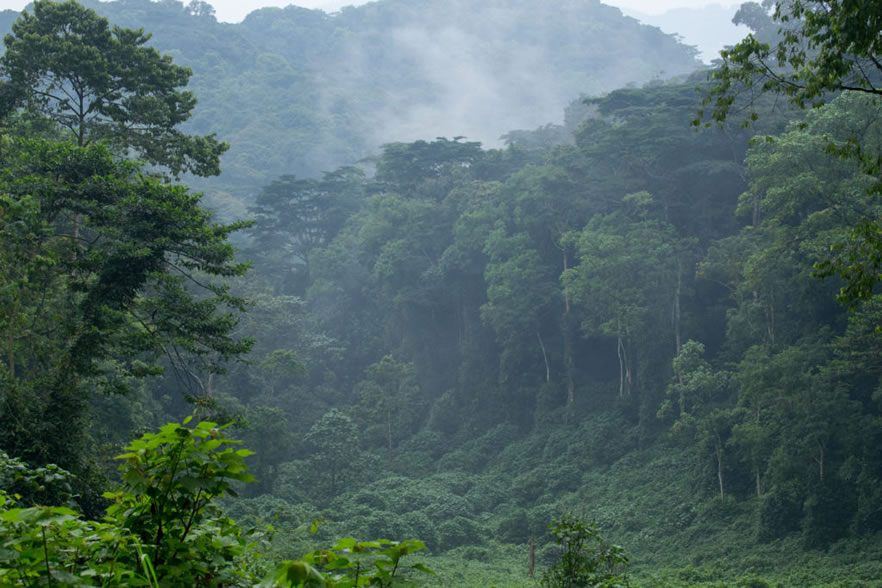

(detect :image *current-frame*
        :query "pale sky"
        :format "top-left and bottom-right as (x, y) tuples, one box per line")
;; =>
(0, 1), (742, 23)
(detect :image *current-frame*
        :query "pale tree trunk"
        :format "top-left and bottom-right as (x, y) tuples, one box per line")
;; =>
(562, 250), (575, 412)
(616, 334), (632, 397)
(617, 334), (625, 398)
(673, 258), (682, 357)
(716, 435), (725, 501)
(623, 325), (632, 395)
(815, 440), (825, 481)
(536, 331), (550, 384)
(562, 249), (571, 314)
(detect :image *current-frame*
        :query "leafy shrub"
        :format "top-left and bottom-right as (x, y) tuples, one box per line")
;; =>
(0, 419), (435, 586)
(437, 516), (484, 551)
(464, 475), (509, 512)
(271, 459), (314, 504)
(540, 513), (630, 588)
(435, 423), (520, 472)
(528, 503), (560, 540)
(0, 417), (259, 586)
(496, 507), (530, 544)
(0, 497), (147, 586)
(264, 537), (434, 587)
(428, 471), (475, 496)
(424, 493), (474, 521)
(104, 417), (259, 585)
(394, 511), (438, 551)
(512, 468), (549, 504)
(0, 449), (75, 508)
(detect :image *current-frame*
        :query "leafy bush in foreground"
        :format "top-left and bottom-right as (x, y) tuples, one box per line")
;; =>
(541, 513), (630, 588)
(0, 418), (433, 586)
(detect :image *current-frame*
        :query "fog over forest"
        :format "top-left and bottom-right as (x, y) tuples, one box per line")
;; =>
(1, 1), (882, 586)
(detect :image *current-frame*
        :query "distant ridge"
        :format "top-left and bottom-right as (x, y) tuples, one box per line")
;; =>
(0, 0), (702, 199)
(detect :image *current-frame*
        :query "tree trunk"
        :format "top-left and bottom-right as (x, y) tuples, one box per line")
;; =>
(562, 249), (575, 413)
(716, 436), (725, 501)
(756, 469), (761, 498)
(815, 441), (824, 481)
(673, 259), (682, 357)
(623, 327), (632, 396)
(537, 331), (550, 384)
(617, 334), (625, 398)
(562, 249), (571, 314)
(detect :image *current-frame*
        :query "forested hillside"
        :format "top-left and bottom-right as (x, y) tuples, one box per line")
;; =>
(1, 0), (701, 203)
(2, 0), (882, 586)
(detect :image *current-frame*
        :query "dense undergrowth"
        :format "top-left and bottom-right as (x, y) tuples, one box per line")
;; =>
(222, 412), (882, 587)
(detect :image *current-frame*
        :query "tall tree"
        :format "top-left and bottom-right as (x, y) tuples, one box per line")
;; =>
(563, 193), (683, 400)
(700, 0), (882, 305)
(0, 0), (227, 177)
(249, 167), (363, 294)
(0, 139), (250, 478)
(354, 355), (422, 454)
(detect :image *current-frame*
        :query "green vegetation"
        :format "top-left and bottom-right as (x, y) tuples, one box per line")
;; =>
(2, 0), (882, 586)
(0, 418), (436, 586)
(0, 0), (701, 198)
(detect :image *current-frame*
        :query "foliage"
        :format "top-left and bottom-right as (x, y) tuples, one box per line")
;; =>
(354, 355), (422, 454)
(5, 1), (882, 586)
(304, 409), (364, 500)
(0, 449), (75, 509)
(248, 169), (363, 295)
(700, 0), (882, 305)
(0, 417), (259, 586)
(0, 0), (228, 176)
(262, 537), (433, 588)
(701, 0), (882, 126)
(0, 420), (437, 587)
(0, 2), (251, 488)
(0, 138), (251, 480)
(103, 416), (258, 584)
(540, 513), (630, 588)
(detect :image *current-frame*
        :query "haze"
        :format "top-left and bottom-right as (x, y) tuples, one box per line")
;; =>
(0, 1), (743, 20)
(0, 0), (747, 62)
